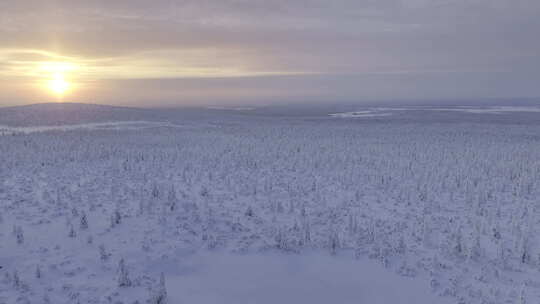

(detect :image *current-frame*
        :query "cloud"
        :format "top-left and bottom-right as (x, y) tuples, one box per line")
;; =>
(0, 0), (539, 105)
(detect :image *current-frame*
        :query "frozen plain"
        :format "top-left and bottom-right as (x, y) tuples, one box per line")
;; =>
(1, 103), (540, 304)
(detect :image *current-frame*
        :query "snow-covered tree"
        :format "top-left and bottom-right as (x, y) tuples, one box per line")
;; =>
(13, 225), (24, 244)
(80, 211), (88, 230)
(117, 258), (131, 287)
(99, 244), (111, 262)
(151, 272), (168, 304)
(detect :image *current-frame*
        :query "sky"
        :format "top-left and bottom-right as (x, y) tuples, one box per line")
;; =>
(1, 0), (539, 107)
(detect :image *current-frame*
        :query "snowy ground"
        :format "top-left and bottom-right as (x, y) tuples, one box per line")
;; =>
(0, 121), (186, 135)
(1, 104), (540, 303)
(329, 105), (540, 118)
(165, 252), (449, 304)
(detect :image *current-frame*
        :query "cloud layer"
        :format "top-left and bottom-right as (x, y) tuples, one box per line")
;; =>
(1, 0), (539, 105)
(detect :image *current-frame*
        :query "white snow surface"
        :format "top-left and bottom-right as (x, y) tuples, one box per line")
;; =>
(1, 105), (540, 304)
(328, 111), (393, 118)
(0, 121), (184, 135)
(165, 252), (451, 304)
(330, 105), (540, 118)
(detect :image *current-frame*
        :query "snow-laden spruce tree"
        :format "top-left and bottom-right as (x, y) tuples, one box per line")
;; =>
(275, 227), (287, 251)
(113, 209), (122, 226)
(152, 182), (160, 199)
(150, 272), (168, 304)
(520, 234), (532, 265)
(71, 207), (79, 217)
(80, 211), (88, 230)
(302, 219), (311, 246)
(347, 212), (358, 235)
(117, 258), (131, 287)
(329, 230), (340, 255)
(68, 223), (77, 238)
(167, 184), (177, 212)
(99, 244), (111, 262)
(13, 225), (24, 244)
(35, 264), (42, 279)
(519, 283), (527, 304)
(245, 206), (254, 217)
(12, 270), (21, 288)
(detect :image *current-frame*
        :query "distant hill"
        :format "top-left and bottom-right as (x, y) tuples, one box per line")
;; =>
(0, 103), (164, 127)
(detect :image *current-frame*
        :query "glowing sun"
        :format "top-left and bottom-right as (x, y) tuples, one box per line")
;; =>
(48, 73), (70, 96)
(40, 62), (77, 98)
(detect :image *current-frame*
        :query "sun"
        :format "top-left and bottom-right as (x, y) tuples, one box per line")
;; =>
(39, 61), (78, 98)
(48, 73), (70, 96)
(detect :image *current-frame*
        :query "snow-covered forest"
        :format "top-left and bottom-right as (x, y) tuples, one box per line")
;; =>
(1, 104), (540, 303)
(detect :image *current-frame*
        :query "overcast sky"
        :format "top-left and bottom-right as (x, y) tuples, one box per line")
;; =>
(1, 0), (539, 106)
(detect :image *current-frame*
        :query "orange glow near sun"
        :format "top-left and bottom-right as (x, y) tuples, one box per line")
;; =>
(48, 73), (70, 96)
(40, 62), (77, 98)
